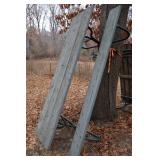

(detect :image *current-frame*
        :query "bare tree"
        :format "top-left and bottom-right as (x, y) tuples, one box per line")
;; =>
(26, 4), (35, 29)
(48, 4), (59, 39)
(32, 4), (43, 34)
(41, 7), (47, 31)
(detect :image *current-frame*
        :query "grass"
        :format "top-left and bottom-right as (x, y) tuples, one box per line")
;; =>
(26, 59), (94, 80)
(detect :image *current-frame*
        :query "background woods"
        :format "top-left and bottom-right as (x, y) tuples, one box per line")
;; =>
(26, 4), (132, 59)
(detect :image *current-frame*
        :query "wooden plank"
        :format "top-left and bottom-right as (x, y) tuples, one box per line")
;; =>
(69, 6), (122, 156)
(120, 44), (132, 98)
(124, 56), (129, 95)
(36, 6), (93, 149)
(119, 74), (132, 79)
(127, 51), (132, 97)
(120, 57), (125, 101)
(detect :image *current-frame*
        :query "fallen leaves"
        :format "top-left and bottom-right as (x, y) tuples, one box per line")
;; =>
(26, 73), (132, 156)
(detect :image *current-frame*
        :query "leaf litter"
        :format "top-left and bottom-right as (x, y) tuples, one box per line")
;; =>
(26, 73), (132, 156)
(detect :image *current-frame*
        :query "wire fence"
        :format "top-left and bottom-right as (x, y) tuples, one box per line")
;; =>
(26, 59), (95, 80)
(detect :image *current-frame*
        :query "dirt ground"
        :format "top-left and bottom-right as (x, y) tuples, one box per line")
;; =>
(26, 73), (132, 156)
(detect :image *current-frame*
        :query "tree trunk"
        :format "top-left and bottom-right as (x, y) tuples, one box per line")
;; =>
(91, 4), (130, 121)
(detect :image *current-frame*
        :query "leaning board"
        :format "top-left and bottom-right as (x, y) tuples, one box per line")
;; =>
(36, 6), (93, 149)
(69, 6), (122, 156)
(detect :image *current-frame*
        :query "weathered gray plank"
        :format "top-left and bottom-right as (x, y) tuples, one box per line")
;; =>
(36, 6), (93, 149)
(69, 6), (122, 156)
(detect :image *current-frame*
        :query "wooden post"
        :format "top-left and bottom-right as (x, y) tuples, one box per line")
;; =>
(69, 6), (122, 156)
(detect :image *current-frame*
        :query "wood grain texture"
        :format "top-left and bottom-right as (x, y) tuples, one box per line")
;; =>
(120, 44), (132, 99)
(36, 6), (93, 149)
(69, 6), (122, 156)
(119, 74), (132, 79)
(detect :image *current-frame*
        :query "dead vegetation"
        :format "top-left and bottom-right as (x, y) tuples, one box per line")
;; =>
(26, 65), (132, 155)
(26, 59), (94, 78)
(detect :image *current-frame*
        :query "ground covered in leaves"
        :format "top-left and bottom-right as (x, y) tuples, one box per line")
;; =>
(26, 73), (132, 156)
